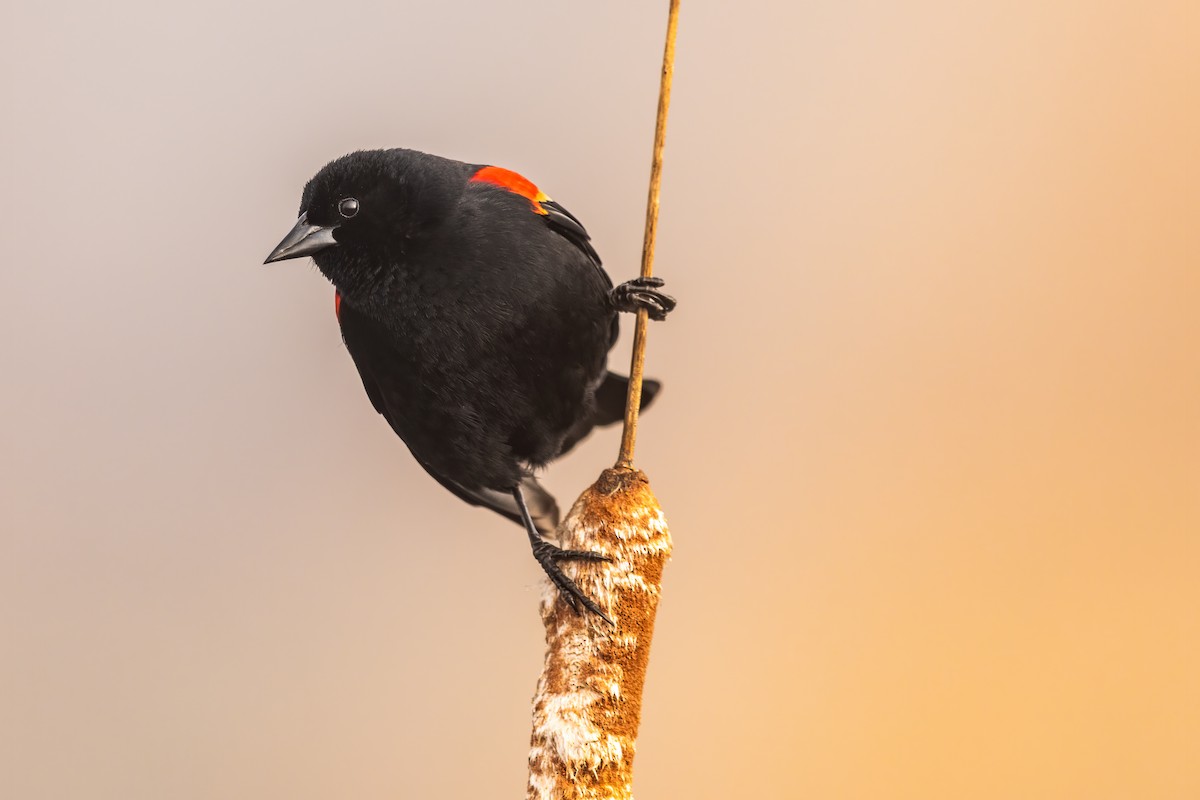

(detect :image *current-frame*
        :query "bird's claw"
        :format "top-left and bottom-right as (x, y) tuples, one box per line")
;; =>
(531, 539), (614, 624)
(611, 277), (677, 321)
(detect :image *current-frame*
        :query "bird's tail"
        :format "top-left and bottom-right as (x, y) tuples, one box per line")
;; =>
(557, 372), (661, 457)
(591, 371), (661, 427)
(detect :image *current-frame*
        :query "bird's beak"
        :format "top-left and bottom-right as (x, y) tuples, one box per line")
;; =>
(264, 213), (339, 264)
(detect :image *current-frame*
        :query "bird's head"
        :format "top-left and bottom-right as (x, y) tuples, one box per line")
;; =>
(264, 149), (465, 280)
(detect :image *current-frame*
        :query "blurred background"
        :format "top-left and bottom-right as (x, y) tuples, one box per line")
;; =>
(2, 2), (1197, 798)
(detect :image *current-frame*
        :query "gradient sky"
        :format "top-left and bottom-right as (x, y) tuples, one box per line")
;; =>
(2, 2), (1197, 798)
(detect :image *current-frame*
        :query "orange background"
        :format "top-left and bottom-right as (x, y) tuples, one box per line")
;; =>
(2, 2), (1197, 798)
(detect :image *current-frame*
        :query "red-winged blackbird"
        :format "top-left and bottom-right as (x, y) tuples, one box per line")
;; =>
(266, 148), (674, 619)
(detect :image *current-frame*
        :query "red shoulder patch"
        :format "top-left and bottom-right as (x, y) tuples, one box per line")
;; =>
(469, 166), (550, 215)
(334, 291), (342, 321)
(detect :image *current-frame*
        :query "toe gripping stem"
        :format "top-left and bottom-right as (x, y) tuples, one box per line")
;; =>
(611, 276), (677, 321)
(513, 486), (614, 624)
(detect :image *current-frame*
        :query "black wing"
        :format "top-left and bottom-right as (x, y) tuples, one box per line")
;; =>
(540, 199), (607, 285)
(335, 294), (562, 535)
(537, 198), (619, 351)
(466, 165), (610, 288)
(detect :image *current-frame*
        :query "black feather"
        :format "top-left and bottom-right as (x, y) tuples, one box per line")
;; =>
(290, 149), (664, 536)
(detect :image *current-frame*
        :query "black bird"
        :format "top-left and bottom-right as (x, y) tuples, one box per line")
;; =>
(265, 148), (674, 618)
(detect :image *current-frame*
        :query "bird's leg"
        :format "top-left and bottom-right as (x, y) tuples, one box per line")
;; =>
(610, 276), (677, 321)
(512, 485), (614, 624)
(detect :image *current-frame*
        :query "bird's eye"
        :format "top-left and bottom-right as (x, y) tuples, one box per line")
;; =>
(338, 197), (359, 218)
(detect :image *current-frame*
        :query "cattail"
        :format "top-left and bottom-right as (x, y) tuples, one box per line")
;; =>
(527, 469), (671, 800)
(528, 3), (680, 796)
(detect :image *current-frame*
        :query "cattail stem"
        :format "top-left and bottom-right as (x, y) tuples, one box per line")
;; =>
(617, 0), (681, 469)
(527, 6), (682, 797)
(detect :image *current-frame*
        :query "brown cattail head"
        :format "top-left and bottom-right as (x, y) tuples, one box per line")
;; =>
(527, 468), (672, 800)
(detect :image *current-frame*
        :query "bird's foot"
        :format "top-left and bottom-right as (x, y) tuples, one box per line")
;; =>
(531, 538), (614, 624)
(611, 276), (676, 321)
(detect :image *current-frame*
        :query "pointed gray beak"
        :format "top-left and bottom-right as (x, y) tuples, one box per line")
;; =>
(264, 213), (339, 264)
